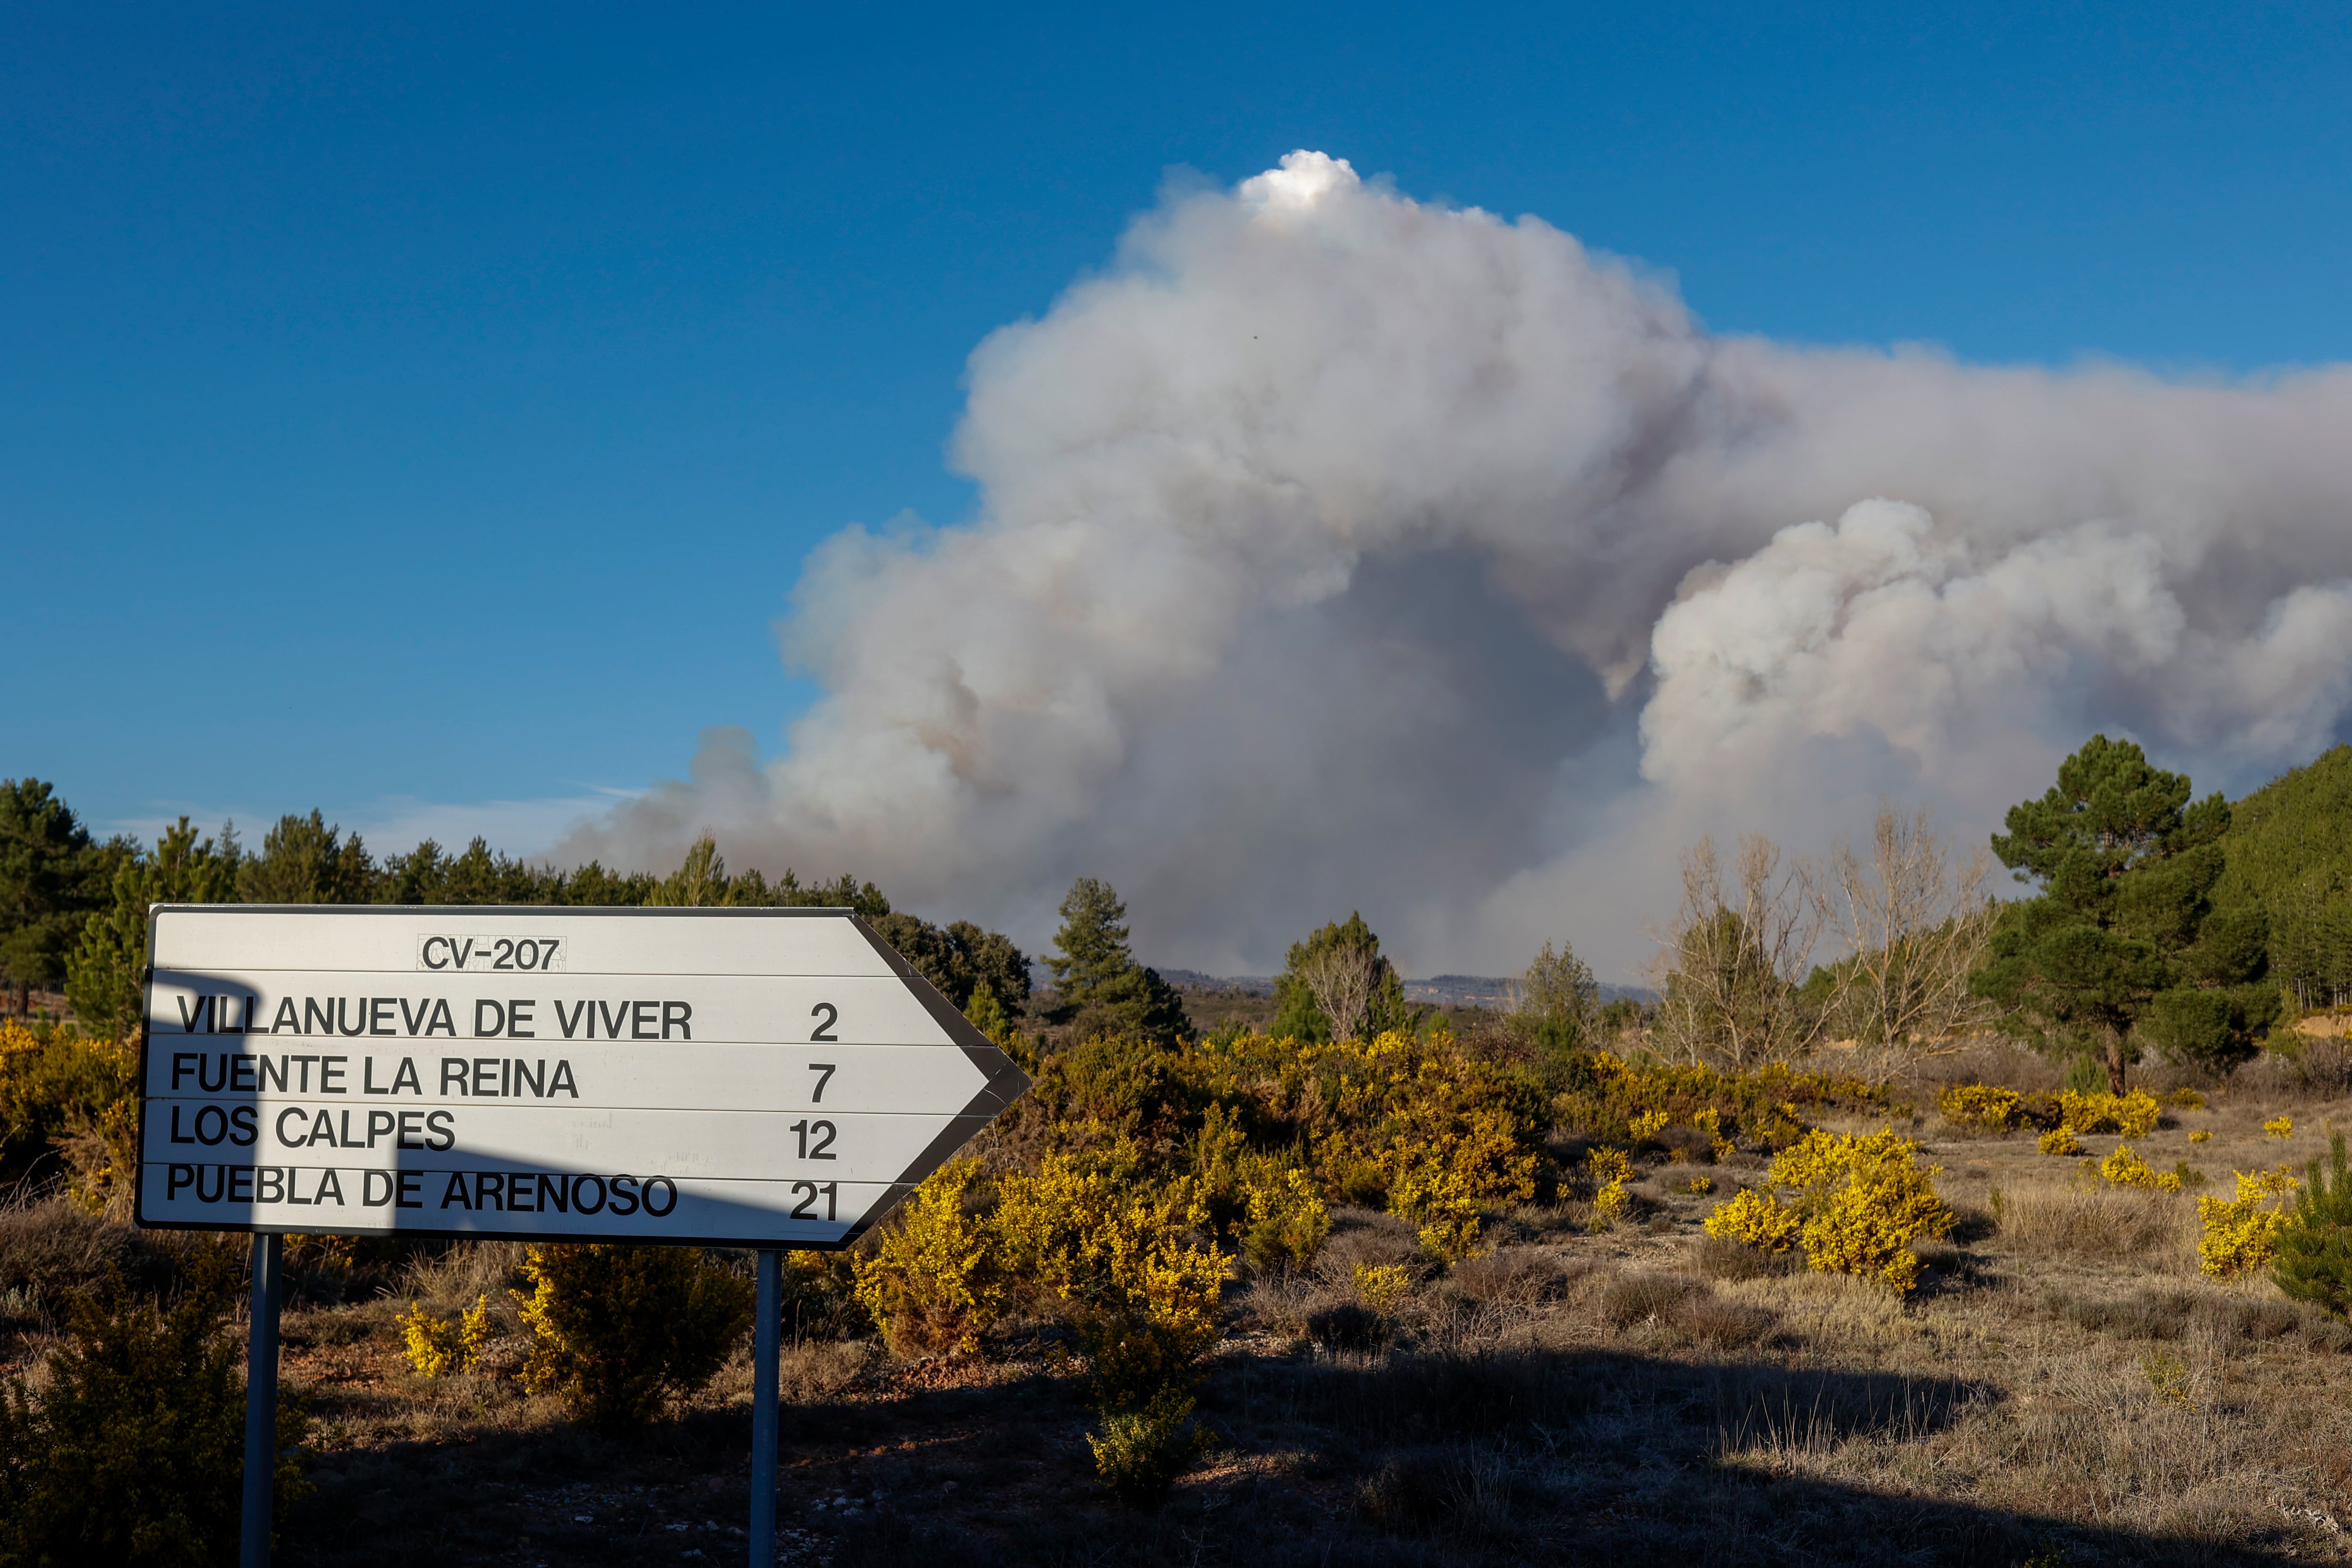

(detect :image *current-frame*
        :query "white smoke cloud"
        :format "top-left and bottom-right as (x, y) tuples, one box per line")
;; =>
(559, 151), (2352, 979)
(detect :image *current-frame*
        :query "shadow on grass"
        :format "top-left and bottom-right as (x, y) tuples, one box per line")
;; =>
(282, 1341), (2313, 1568)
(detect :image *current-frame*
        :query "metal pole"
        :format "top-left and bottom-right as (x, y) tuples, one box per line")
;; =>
(749, 1249), (780, 1567)
(240, 1232), (283, 1568)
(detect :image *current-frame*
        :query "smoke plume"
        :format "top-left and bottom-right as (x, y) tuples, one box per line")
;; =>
(559, 151), (2352, 979)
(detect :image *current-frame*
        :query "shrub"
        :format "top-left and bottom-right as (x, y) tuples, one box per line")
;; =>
(2038, 1127), (2082, 1156)
(2099, 1146), (2167, 1191)
(1707, 1129), (1952, 1291)
(0, 1023), (139, 1206)
(994, 1140), (1229, 1410)
(513, 1243), (754, 1426)
(1239, 1165), (1331, 1269)
(1584, 1146), (1633, 1233)
(2169, 1089), (2208, 1110)
(2274, 1131), (2352, 1318)
(2266, 1115), (2295, 1140)
(1388, 1162), (1486, 1259)
(854, 1157), (1004, 1356)
(1686, 1175), (1716, 1194)
(397, 1293), (494, 1377)
(0, 1253), (307, 1565)
(1086, 1386), (1216, 1504)
(1702, 1187), (1803, 1253)
(1351, 1262), (1413, 1312)
(2190, 1130), (2213, 1144)
(1938, 1083), (2022, 1131)
(2054, 1089), (2161, 1138)
(1629, 1108), (1671, 1143)
(2198, 1167), (2300, 1278)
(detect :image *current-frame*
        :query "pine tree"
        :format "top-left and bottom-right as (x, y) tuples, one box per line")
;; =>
(1045, 878), (1187, 1044)
(0, 779), (119, 1013)
(65, 819), (240, 1042)
(2276, 1130), (2352, 1320)
(1971, 734), (2276, 1090)
(236, 811), (378, 904)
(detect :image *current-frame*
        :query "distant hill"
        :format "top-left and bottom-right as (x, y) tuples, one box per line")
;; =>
(1160, 970), (1653, 1009)
(2220, 743), (2352, 1011)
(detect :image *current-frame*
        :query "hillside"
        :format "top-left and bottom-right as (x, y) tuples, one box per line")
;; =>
(2221, 743), (2352, 1011)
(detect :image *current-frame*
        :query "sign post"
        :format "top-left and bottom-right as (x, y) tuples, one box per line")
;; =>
(135, 904), (1030, 1568)
(240, 1230), (281, 1568)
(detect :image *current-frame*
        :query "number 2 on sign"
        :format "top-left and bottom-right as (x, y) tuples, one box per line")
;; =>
(790, 1181), (837, 1221)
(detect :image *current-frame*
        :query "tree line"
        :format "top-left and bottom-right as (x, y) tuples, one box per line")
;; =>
(8, 730), (2352, 1091)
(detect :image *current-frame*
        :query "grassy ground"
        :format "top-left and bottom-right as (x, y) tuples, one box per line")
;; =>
(8, 1074), (2352, 1565)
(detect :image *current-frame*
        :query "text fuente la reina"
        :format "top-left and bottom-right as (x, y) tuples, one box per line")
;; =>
(151, 988), (843, 1226)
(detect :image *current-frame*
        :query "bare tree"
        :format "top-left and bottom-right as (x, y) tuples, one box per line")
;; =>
(1824, 804), (1998, 1067)
(1296, 937), (1382, 1042)
(1649, 834), (1830, 1071)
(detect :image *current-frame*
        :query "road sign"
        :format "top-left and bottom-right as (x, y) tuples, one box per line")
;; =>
(135, 904), (1032, 1248)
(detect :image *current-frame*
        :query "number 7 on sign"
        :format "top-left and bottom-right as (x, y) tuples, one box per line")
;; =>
(807, 1063), (835, 1103)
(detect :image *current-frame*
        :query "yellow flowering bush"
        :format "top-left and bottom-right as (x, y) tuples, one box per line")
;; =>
(2039, 1127), (2082, 1156)
(1351, 1262), (1413, 1311)
(1938, 1083), (2022, 1131)
(1548, 1050), (1884, 1155)
(1705, 1129), (1953, 1291)
(2199, 1167), (2301, 1278)
(1692, 1106), (1735, 1161)
(2189, 1129), (2213, 1144)
(2100, 1146), (2160, 1190)
(397, 1294), (494, 1378)
(1240, 1164), (1332, 1269)
(853, 1156), (1004, 1356)
(2265, 1115), (2295, 1140)
(2055, 1089), (2161, 1138)
(1585, 1146), (1634, 1232)
(2168, 1089), (2208, 1110)
(993, 1140), (1230, 1408)
(1388, 1162), (1486, 1260)
(1629, 1108), (1672, 1142)
(1703, 1186), (1803, 1253)
(1686, 1175), (1716, 1194)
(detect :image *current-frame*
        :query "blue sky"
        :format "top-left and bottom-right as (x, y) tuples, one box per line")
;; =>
(11, 1), (2351, 858)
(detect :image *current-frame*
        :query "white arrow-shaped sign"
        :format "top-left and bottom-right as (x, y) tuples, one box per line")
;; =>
(133, 905), (1032, 1248)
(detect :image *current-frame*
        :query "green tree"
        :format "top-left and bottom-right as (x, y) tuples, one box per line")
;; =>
(871, 912), (1031, 1014)
(642, 833), (889, 915)
(0, 779), (118, 1014)
(236, 810), (378, 904)
(2211, 743), (2352, 1012)
(1971, 734), (2276, 1090)
(2275, 1130), (2352, 1321)
(1517, 939), (1599, 1053)
(1269, 912), (1417, 1043)
(1045, 878), (1187, 1044)
(65, 819), (242, 1042)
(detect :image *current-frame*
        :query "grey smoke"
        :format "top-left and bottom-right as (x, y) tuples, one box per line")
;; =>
(558, 152), (2352, 979)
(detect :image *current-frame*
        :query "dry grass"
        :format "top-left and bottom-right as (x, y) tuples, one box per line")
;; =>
(1994, 1181), (2194, 1261)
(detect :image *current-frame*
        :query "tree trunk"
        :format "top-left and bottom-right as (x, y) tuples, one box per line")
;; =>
(2105, 1029), (2128, 1095)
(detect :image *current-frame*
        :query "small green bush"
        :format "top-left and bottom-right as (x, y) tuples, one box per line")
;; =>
(1085, 1386), (1215, 1505)
(514, 1243), (754, 1426)
(0, 1249), (307, 1565)
(2275, 1131), (2352, 1319)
